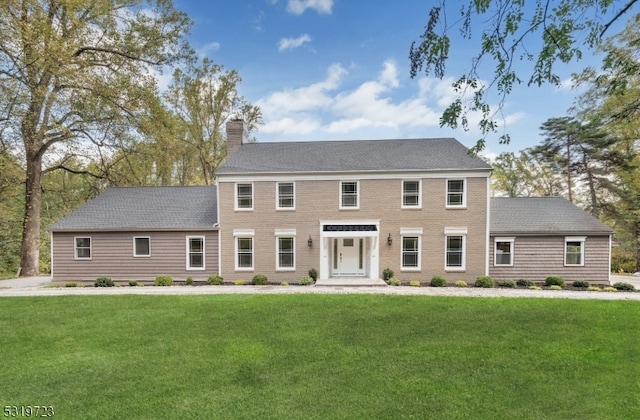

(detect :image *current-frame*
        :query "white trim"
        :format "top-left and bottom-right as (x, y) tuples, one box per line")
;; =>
(401, 179), (422, 209)
(446, 178), (467, 209)
(494, 237), (515, 267)
(217, 170), (491, 183)
(234, 182), (254, 211)
(339, 180), (359, 210)
(275, 235), (296, 271)
(400, 227), (423, 235)
(485, 176), (491, 276)
(445, 233), (466, 271)
(233, 229), (255, 237)
(274, 228), (297, 236)
(186, 236), (206, 271)
(401, 234), (422, 271)
(564, 236), (586, 267)
(74, 236), (92, 260)
(276, 181), (296, 211)
(50, 232), (54, 278)
(444, 227), (468, 235)
(133, 236), (151, 258)
(235, 236), (254, 271)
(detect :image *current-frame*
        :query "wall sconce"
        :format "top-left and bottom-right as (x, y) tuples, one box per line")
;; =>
(387, 233), (392, 246)
(308, 235), (313, 247)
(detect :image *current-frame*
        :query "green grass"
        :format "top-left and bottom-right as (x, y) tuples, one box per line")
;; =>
(1, 295), (639, 419)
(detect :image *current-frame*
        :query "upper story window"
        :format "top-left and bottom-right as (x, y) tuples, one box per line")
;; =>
(340, 181), (359, 209)
(74, 237), (92, 260)
(565, 236), (585, 266)
(494, 237), (514, 266)
(277, 182), (295, 210)
(133, 237), (151, 257)
(402, 180), (421, 208)
(446, 179), (466, 208)
(235, 183), (253, 210)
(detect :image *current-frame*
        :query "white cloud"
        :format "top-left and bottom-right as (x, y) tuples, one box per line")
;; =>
(197, 41), (220, 57)
(286, 0), (333, 15)
(278, 34), (312, 52)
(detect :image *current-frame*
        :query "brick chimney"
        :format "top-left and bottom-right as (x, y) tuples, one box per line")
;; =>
(226, 118), (248, 157)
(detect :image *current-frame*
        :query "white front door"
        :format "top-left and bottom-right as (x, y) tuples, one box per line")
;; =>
(332, 238), (364, 276)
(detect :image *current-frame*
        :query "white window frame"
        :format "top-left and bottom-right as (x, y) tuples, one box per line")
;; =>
(186, 236), (205, 270)
(446, 179), (467, 208)
(133, 236), (151, 258)
(494, 237), (515, 267)
(445, 228), (467, 271)
(401, 180), (422, 209)
(74, 236), (92, 260)
(565, 236), (586, 266)
(339, 181), (359, 209)
(275, 229), (296, 271)
(276, 182), (295, 210)
(235, 182), (254, 211)
(234, 229), (255, 271)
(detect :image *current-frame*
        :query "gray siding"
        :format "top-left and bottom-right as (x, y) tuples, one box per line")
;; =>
(52, 231), (219, 284)
(489, 235), (610, 283)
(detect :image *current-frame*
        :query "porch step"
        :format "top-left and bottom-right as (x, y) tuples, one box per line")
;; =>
(315, 277), (387, 287)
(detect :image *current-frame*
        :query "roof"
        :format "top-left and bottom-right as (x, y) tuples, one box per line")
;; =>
(218, 138), (492, 175)
(49, 186), (217, 232)
(490, 197), (613, 235)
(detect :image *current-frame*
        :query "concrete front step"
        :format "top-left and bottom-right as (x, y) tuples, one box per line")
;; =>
(315, 277), (387, 287)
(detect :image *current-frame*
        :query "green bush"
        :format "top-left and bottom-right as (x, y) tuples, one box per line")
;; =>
(280, 281), (289, 286)
(95, 277), (114, 287)
(544, 276), (565, 288)
(300, 276), (314, 286)
(603, 286), (617, 292)
(388, 276), (401, 286)
(64, 282), (78, 287)
(497, 280), (516, 288)
(409, 280), (421, 287)
(474, 276), (495, 288)
(207, 275), (224, 285)
(587, 286), (602, 292)
(234, 279), (246, 285)
(529, 285), (542, 290)
(185, 276), (193, 286)
(454, 280), (467, 288)
(516, 279), (533, 287)
(549, 285), (563, 291)
(382, 268), (394, 282)
(572, 280), (590, 288)
(612, 282), (635, 292)
(252, 274), (268, 285)
(429, 276), (447, 287)
(611, 249), (637, 273)
(128, 280), (138, 287)
(308, 268), (318, 282)
(154, 275), (173, 286)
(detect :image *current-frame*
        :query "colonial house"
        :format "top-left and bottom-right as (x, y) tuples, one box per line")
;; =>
(49, 120), (613, 285)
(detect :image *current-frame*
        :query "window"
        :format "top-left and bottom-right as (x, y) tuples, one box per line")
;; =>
(340, 181), (359, 208)
(187, 236), (205, 270)
(446, 179), (466, 207)
(237, 237), (254, 270)
(74, 237), (91, 260)
(565, 236), (585, 266)
(277, 237), (295, 270)
(444, 228), (467, 270)
(402, 180), (421, 208)
(236, 183), (253, 210)
(402, 237), (420, 269)
(494, 237), (514, 266)
(133, 237), (150, 257)
(277, 182), (295, 209)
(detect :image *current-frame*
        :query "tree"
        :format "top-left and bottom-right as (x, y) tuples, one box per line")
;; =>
(491, 150), (563, 197)
(409, 0), (639, 151)
(0, 0), (192, 276)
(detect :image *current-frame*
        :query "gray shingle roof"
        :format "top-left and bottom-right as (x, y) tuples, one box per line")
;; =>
(49, 186), (217, 231)
(490, 197), (612, 235)
(218, 138), (491, 174)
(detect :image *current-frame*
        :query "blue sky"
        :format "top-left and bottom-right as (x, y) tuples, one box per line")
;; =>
(171, 0), (606, 158)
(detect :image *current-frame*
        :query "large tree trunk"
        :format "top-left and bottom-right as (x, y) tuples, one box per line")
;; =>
(19, 152), (43, 276)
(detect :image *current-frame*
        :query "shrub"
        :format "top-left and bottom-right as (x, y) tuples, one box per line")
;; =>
(454, 280), (467, 288)
(429, 276), (447, 287)
(474, 276), (495, 288)
(611, 249), (637, 273)
(207, 275), (224, 285)
(549, 285), (563, 291)
(185, 276), (194, 286)
(603, 286), (617, 292)
(529, 285), (542, 290)
(516, 279), (533, 287)
(128, 280), (138, 287)
(587, 286), (602, 292)
(497, 280), (516, 288)
(612, 282), (636, 292)
(154, 275), (173, 286)
(545, 276), (565, 288)
(234, 279), (246, 285)
(409, 280), (421, 287)
(280, 281), (289, 286)
(64, 282), (78, 287)
(308, 268), (318, 282)
(95, 277), (114, 287)
(572, 280), (590, 288)
(300, 276), (314, 285)
(382, 268), (394, 282)
(387, 276), (401, 286)
(252, 274), (268, 285)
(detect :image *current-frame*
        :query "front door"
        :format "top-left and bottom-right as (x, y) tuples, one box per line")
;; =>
(332, 238), (364, 276)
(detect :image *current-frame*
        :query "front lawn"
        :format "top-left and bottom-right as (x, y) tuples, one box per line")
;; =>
(1, 295), (638, 419)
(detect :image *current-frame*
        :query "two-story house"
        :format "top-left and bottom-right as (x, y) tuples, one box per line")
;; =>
(49, 119), (612, 285)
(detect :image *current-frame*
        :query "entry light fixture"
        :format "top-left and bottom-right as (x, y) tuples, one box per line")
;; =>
(387, 233), (392, 246)
(308, 235), (313, 247)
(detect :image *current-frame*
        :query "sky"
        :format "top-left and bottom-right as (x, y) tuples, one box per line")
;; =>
(170, 0), (611, 159)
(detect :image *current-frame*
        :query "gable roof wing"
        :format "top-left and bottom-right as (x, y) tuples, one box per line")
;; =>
(49, 186), (218, 232)
(218, 138), (492, 175)
(490, 197), (613, 235)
